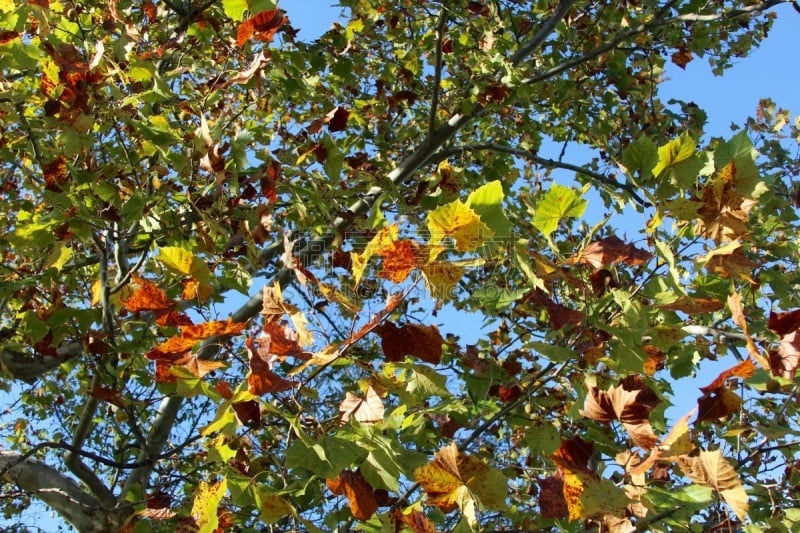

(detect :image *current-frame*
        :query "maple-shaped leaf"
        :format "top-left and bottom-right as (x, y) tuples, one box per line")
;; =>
(235, 9), (286, 47)
(700, 358), (756, 394)
(531, 184), (588, 238)
(153, 318), (249, 356)
(678, 449), (749, 521)
(245, 337), (293, 395)
(414, 442), (507, 513)
(581, 376), (660, 449)
(231, 399), (261, 427)
(427, 199), (493, 252)
(261, 283), (288, 323)
(262, 320), (303, 358)
(326, 469), (378, 521)
(89, 386), (128, 408)
(173, 354), (226, 379)
(671, 47), (693, 69)
(352, 225), (399, 286)
(768, 309), (800, 379)
(122, 275), (174, 313)
(694, 162), (758, 244)
(339, 386), (385, 424)
(569, 235), (652, 269)
(159, 246), (213, 302)
(700, 240), (758, 284)
(374, 322), (443, 364)
(653, 133), (696, 177)
(420, 259), (464, 299)
(377, 239), (420, 283)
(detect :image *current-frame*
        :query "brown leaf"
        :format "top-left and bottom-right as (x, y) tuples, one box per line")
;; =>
(696, 386), (743, 423)
(526, 289), (585, 330)
(657, 296), (724, 314)
(768, 309), (800, 336)
(678, 449), (749, 520)
(393, 509), (436, 533)
(89, 386), (128, 408)
(671, 47), (693, 69)
(339, 386), (385, 424)
(694, 164), (756, 244)
(552, 437), (594, 475)
(231, 399), (261, 427)
(262, 320), (302, 358)
(703, 242), (758, 284)
(246, 337), (293, 395)
(580, 376), (660, 449)
(225, 51), (270, 86)
(326, 470), (378, 521)
(570, 235), (652, 269)
(538, 473), (569, 519)
(43, 155), (70, 192)
(375, 322), (443, 364)
(327, 106), (350, 132)
(770, 331), (800, 380)
(0, 30), (19, 45)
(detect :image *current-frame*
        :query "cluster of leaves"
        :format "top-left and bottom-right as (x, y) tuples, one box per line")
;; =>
(2, 0), (800, 532)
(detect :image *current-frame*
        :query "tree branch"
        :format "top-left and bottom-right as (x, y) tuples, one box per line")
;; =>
(427, 6), (448, 140)
(432, 143), (650, 206)
(1, 343), (82, 382)
(0, 451), (116, 533)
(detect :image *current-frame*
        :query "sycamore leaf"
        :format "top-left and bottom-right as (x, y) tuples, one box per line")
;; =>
(696, 358), (755, 423)
(414, 442), (507, 513)
(339, 386), (385, 424)
(374, 322), (444, 364)
(158, 246), (213, 302)
(465, 180), (511, 237)
(532, 184), (587, 238)
(261, 283), (288, 323)
(246, 337), (293, 395)
(699, 240), (758, 285)
(653, 133), (696, 177)
(191, 478), (227, 533)
(569, 236), (652, 269)
(581, 375), (660, 449)
(694, 163), (757, 244)
(326, 469), (378, 521)
(262, 320), (304, 358)
(622, 135), (658, 180)
(420, 259), (464, 299)
(352, 225), (399, 286)
(236, 9), (286, 48)
(678, 449), (749, 521)
(377, 239), (420, 283)
(427, 199), (492, 252)
(122, 275), (174, 312)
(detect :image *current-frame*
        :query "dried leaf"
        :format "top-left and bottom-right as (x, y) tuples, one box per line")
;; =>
(122, 275), (174, 313)
(326, 469), (378, 521)
(377, 239), (419, 283)
(657, 296), (724, 314)
(727, 292), (770, 369)
(700, 358), (756, 394)
(678, 449), (749, 521)
(236, 9), (286, 47)
(246, 337), (293, 395)
(671, 47), (693, 69)
(339, 386), (385, 424)
(393, 509), (436, 533)
(570, 236), (652, 269)
(694, 163), (756, 244)
(375, 322), (443, 364)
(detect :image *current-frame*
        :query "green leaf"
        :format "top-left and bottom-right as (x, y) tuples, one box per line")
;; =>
(466, 180), (512, 237)
(622, 135), (658, 180)
(527, 341), (577, 363)
(653, 133), (696, 177)
(473, 286), (527, 313)
(531, 184), (587, 237)
(525, 423), (561, 455)
(222, 0), (249, 21)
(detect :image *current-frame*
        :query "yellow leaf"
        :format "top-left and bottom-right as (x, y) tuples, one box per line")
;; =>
(427, 199), (492, 252)
(653, 133), (696, 177)
(191, 478), (227, 533)
(160, 246), (214, 303)
(351, 224), (399, 286)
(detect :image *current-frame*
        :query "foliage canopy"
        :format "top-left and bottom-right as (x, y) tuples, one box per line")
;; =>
(1, 0), (800, 531)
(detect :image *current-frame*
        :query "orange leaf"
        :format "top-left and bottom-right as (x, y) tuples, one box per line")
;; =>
(393, 509), (436, 533)
(122, 276), (174, 313)
(326, 469), (378, 521)
(180, 318), (248, 340)
(700, 358), (756, 394)
(42, 155), (70, 192)
(377, 239), (420, 283)
(339, 386), (385, 424)
(671, 47), (693, 69)
(375, 322), (443, 364)
(657, 296), (724, 314)
(262, 320), (302, 358)
(246, 337), (292, 395)
(235, 9), (286, 47)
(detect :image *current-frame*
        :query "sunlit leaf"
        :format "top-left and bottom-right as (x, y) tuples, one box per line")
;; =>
(532, 184), (587, 238)
(427, 199), (493, 252)
(678, 449), (749, 521)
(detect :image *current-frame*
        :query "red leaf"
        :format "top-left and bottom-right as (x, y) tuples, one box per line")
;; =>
(570, 235), (652, 269)
(42, 156), (70, 192)
(232, 400), (261, 427)
(246, 337), (293, 395)
(377, 239), (419, 282)
(768, 309), (800, 336)
(671, 47), (693, 69)
(122, 276), (175, 313)
(375, 322), (443, 364)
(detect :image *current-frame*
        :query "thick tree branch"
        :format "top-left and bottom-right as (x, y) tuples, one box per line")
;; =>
(0, 451), (115, 533)
(1, 343), (82, 382)
(427, 6), (448, 139)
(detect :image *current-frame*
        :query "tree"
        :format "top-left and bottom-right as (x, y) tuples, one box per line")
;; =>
(1, 0), (799, 530)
